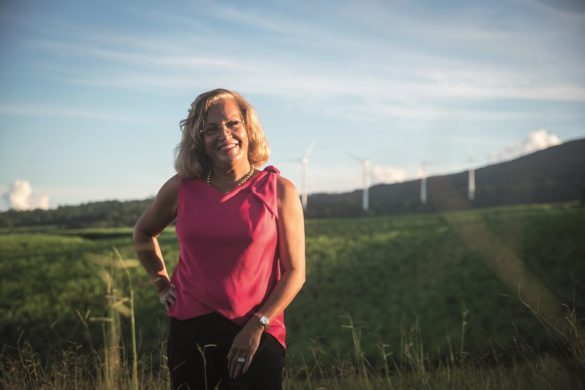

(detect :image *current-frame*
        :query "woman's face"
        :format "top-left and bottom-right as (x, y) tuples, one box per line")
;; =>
(201, 98), (249, 168)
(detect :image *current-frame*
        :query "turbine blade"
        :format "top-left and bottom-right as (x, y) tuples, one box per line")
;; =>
(304, 140), (317, 159)
(282, 158), (302, 163)
(347, 152), (364, 162)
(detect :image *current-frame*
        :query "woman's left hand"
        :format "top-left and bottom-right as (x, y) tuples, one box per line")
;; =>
(226, 319), (264, 378)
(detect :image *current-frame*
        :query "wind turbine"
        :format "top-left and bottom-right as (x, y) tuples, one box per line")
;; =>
(419, 161), (431, 205)
(349, 153), (372, 212)
(468, 157), (476, 202)
(300, 141), (316, 210)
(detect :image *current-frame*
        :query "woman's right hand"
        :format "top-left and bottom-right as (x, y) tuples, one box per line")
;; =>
(158, 283), (176, 311)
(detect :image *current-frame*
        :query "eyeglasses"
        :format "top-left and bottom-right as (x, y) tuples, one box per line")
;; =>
(199, 119), (245, 138)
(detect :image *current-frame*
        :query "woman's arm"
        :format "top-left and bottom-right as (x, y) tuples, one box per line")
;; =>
(133, 175), (181, 304)
(255, 176), (306, 320)
(228, 176), (306, 378)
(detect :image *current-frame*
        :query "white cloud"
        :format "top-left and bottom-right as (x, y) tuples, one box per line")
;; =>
(372, 165), (408, 184)
(1, 180), (50, 211)
(488, 129), (562, 163)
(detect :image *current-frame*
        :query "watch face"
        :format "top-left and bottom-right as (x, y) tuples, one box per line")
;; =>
(260, 316), (269, 326)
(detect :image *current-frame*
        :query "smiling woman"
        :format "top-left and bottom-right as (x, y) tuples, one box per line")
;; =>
(175, 89), (270, 183)
(133, 88), (306, 390)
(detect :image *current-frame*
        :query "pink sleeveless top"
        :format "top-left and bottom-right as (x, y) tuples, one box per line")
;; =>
(169, 166), (285, 348)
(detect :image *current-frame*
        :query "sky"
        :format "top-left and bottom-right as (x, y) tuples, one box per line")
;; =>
(1, 0), (584, 210)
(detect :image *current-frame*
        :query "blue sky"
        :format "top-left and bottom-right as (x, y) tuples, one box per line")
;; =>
(1, 0), (584, 210)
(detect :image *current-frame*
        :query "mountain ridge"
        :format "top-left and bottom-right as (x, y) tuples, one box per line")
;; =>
(1, 138), (584, 227)
(304, 138), (585, 218)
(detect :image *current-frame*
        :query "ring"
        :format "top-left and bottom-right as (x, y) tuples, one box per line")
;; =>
(237, 357), (246, 363)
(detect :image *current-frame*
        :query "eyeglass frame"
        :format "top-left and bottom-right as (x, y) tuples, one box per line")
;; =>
(199, 119), (246, 138)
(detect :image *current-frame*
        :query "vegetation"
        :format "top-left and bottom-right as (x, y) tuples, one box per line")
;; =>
(308, 138), (585, 218)
(0, 199), (153, 229)
(0, 202), (584, 388)
(2, 139), (584, 227)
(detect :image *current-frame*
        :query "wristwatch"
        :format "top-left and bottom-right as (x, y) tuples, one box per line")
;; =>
(254, 312), (270, 329)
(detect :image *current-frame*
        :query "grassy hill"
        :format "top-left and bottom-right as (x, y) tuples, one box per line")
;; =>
(289, 202), (585, 364)
(306, 138), (585, 217)
(1, 139), (584, 228)
(1, 202), (583, 371)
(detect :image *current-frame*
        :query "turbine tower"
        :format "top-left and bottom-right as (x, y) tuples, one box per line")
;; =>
(300, 141), (316, 210)
(468, 157), (475, 202)
(361, 159), (371, 211)
(349, 153), (371, 212)
(420, 161), (429, 205)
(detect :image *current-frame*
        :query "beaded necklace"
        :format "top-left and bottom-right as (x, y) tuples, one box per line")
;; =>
(206, 166), (255, 194)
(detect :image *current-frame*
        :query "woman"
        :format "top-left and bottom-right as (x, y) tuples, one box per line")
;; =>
(133, 88), (305, 389)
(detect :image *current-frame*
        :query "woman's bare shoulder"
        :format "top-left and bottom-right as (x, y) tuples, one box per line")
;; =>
(276, 175), (300, 205)
(153, 174), (182, 211)
(276, 175), (296, 194)
(135, 175), (182, 234)
(160, 174), (182, 193)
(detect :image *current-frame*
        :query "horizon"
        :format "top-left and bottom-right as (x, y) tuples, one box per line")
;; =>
(2, 137), (581, 211)
(1, 0), (584, 210)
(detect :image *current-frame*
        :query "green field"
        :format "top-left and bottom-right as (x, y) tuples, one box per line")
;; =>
(1, 203), (584, 388)
(293, 203), (585, 360)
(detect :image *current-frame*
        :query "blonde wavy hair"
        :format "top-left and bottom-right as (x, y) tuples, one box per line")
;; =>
(175, 88), (270, 178)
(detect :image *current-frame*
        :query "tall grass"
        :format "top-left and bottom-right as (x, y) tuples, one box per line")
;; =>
(0, 246), (167, 389)
(1, 303), (583, 389)
(282, 305), (585, 390)
(1, 204), (583, 388)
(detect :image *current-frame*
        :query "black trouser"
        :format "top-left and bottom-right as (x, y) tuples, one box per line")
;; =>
(167, 313), (285, 390)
